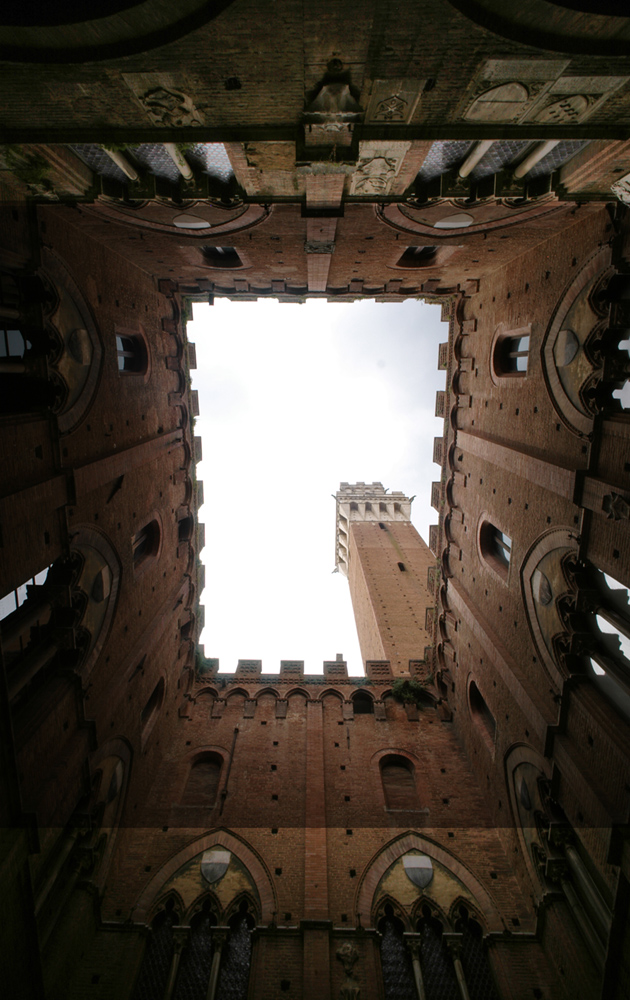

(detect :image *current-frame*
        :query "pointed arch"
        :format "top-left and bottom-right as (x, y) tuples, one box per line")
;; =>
(132, 829), (277, 923)
(356, 832), (503, 932)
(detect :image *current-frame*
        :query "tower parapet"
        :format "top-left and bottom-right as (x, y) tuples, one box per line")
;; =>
(335, 481), (412, 575)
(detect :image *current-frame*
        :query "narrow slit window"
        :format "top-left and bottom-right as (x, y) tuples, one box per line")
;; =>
(479, 522), (511, 579)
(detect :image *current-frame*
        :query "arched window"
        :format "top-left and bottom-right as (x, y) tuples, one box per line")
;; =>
(396, 245), (437, 268)
(216, 900), (254, 998)
(455, 906), (500, 1000)
(352, 691), (373, 715)
(468, 681), (496, 750)
(133, 898), (180, 1000)
(378, 906), (416, 1000)
(132, 520), (161, 569)
(201, 246), (243, 268)
(141, 677), (164, 746)
(172, 902), (217, 998)
(116, 333), (147, 374)
(380, 755), (420, 810)
(417, 907), (460, 1000)
(479, 521), (511, 580)
(183, 753), (222, 808)
(493, 332), (529, 376)
(178, 514), (194, 543)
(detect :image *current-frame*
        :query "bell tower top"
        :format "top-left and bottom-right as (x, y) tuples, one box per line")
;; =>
(334, 481), (413, 575)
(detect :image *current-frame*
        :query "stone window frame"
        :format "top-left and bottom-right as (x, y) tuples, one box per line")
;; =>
(132, 512), (163, 576)
(467, 676), (497, 754)
(477, 513), (512, 585)
(490, 324), (532, 384)
(115, 324), (151, 383)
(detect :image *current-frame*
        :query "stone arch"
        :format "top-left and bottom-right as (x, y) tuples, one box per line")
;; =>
(374, 893), (411, 931)
(319, 687), (344, 701)
(89, 736), (132, 888)
(520, 526), (578, 688)
(132, 829), (277, 924)
(255, 686), (280, 702)
(38, 248), (104, 434)
(225, 687), (249, 701)
(356, 832), (503, 932)
(224, 889), (260, 926)
(412, 894), (454, 932)
(284, 686), (310, 701)
(0, 0), (239, 62)
(67, 525), (121, 681)
(148, 888), (185, 926)
(185, 888), (221, 924)
(445, 0), (630, 56)
(504, 743), (554, 895)
(541, 247), (614, 436)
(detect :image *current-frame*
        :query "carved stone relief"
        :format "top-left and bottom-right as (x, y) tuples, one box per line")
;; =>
(462, 60), (627, 126)
(349, 141), (411, 196)
(122, 74), (205, 127)
(365, 79), (425, 124)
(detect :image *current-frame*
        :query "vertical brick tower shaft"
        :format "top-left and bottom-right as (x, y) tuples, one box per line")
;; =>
(335, 482), (434, 675)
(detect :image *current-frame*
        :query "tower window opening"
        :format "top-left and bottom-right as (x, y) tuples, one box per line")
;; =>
(397, 245), (438, 268)
(365, 502), (372, 512)
(494, 333), (530, 376)
(116, 333), (147, 374)
(468, 681), (496, 750)
(380, 755), (420, 810)
(397, 562), (406, 572)
(183, 752), (222, 807)
(132, 519), (161, 569)
(379, 522), (387, 530)
(479, 522), (511, 579)
(353, 691), (374, 714)
(201, 246), (243, 268)
(350, 502), (359, 512)
(141, 676), (165, 745)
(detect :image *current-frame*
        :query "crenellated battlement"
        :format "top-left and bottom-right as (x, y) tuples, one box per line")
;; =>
(195, 654), (434, 683)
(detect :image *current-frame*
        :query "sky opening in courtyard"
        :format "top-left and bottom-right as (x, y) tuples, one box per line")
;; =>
(189, 297), (447, 675)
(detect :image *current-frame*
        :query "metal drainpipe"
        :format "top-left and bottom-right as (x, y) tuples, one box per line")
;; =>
(219, 728), (239, 815)
(513, 140), (560, 180)
(458, 140), (495, 179)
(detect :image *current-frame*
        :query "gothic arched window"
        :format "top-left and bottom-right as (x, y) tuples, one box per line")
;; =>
(133, 898), (180, 1000)
(455, 906), (500, 1000)
(378, 906), (416, 1000)
(216, 901), (254, 999)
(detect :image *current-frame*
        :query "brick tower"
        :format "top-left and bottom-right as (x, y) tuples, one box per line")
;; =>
(335, 482), (434, 675)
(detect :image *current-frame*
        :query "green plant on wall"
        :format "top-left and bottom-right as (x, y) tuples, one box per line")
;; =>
(391, 675), (434, 709)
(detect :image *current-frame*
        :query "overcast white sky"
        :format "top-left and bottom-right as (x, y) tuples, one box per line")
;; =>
(188, 297), (446, 675)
